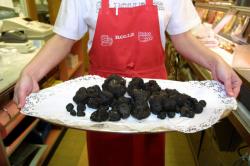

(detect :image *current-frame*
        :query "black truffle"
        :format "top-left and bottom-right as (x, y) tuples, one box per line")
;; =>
(87, 97), (102, 109)
(127, 77), (144, 96)
(143, 80), (161, 94)
(102, 75), (127, 98)
(70, 110), (77, 116)
(131, 102), (151, 120)
(109, 108), (121, 121)
(99, 90), (114, 106)
(71, 75), (206, 122)
(77, 110), (85, 117)
(157, 112), (167, 119)
(87, 85), (101, 98)
(73, 87), (88, 104)
(167, 112), (176, 118)
(180, 106), (195, 118)
(116, 96), (132, 106)
(118, 103), (131, 119)
(149, 95), (163, 115)
(131, 89), (150, 102)
(199, 100), (206, 107)
(66, 103), (74, 112)
(77, 103), (86, 112)
(90, 106), (109, 122)
(193, 103), (203, 114)
(162, 98), (176, 112)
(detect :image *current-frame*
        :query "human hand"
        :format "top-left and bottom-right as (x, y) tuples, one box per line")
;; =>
(13, 73), (40, 108)
(211, 59), (242, 97)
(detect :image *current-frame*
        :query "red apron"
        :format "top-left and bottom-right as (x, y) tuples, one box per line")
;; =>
(87, 0), (167, 165)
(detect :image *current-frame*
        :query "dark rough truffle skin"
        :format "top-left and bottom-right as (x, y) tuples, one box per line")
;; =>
(167, 112), (176, 118)
(107, 82), (126, 98)
(73, 87), (88, 104)
(117, 96), (131, 105)
(131, 89), (150, 102)
(66, 103), (74, 112)
(199, 100), (206, 107)
(109, 108), (121, 122)
(165, 88), (179, 97)
(127, 77), (144, 96)
(149, 95), (163, 115)
(102, 74), (127, 98)
(174, 95), (189, 107)
(157, 112), (167, 119)
(87, 97), (102, 109)
(70, 110), (77, 116)
(131, 102), (151, 120)
(105, 74), (126, 86)
(87, 85), (101, 98)
(77, 110), (85, 117)
(90, 106), (109, 122)
(77, 103), (86, 112)
(143, 80), (161, 94)
(180, 106), (195, 118)
(162, 98), (176, 112)
(118, 103), (131, 119)
(193, 103), (203, 114)
(99, 90), (114, 106)
(180, 106), (190, 117)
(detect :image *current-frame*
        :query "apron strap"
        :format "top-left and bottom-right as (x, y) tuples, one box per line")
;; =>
(102, 0), (109, 9)
(146, 0), (153, 6)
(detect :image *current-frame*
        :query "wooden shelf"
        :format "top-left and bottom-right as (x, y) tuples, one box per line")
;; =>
(0, 1), (65, 163)
(59, 38), (86, 81)
(38, 127), (64, 165)
(2, 114), (26, 140)
(0, 1), (86, 164)
(6, 119), (40, 157)
(196, 2), (230, 12)
(67, 62), (83, 80)
(196, 2), (250, 16)
(24, 0), (38, 20)
(0, 101), (27, 139)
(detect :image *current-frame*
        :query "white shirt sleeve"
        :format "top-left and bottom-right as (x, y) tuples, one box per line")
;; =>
(167, 0), (201, 35)
(53, 0), (87, 40)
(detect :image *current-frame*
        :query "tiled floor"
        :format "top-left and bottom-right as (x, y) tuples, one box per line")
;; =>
(48, 129), (196, 166)
(48, 129), (87, 166)
(165, 132), (196, 166)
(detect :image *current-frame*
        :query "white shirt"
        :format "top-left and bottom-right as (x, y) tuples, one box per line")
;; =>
(54, 0), (201, 50)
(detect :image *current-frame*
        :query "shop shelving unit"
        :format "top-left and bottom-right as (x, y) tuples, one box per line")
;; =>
(196, 2), (250, 16)
(0, 1), (89, 165)
(187, 2), (250, 165)
(0, 99), (66, 166)
(59, 39), (85, 81)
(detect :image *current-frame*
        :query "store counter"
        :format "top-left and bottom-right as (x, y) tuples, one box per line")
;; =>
(0, 48), (40, 94)
(0, 48), (41, 108)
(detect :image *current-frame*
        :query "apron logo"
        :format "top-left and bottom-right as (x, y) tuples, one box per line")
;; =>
(100, 32), (153, 46)
(138, 32), (153, 43)
(101, 35), (113, 46)
(115, 33), (135, 40)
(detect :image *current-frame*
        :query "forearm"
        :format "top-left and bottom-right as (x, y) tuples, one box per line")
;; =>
(170, 31), (224, 72)
(23, 35), (76, 81)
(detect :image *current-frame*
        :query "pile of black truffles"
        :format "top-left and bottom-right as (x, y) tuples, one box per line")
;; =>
(66, 74), (206, 122)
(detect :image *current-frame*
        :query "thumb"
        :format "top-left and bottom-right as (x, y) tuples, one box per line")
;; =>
(212, 72), (218, 81)
(224, 78), (234, 97)
(211, 68), (218, 81)
(32, 82), (40, 93)
(17, 89), (27, 108)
